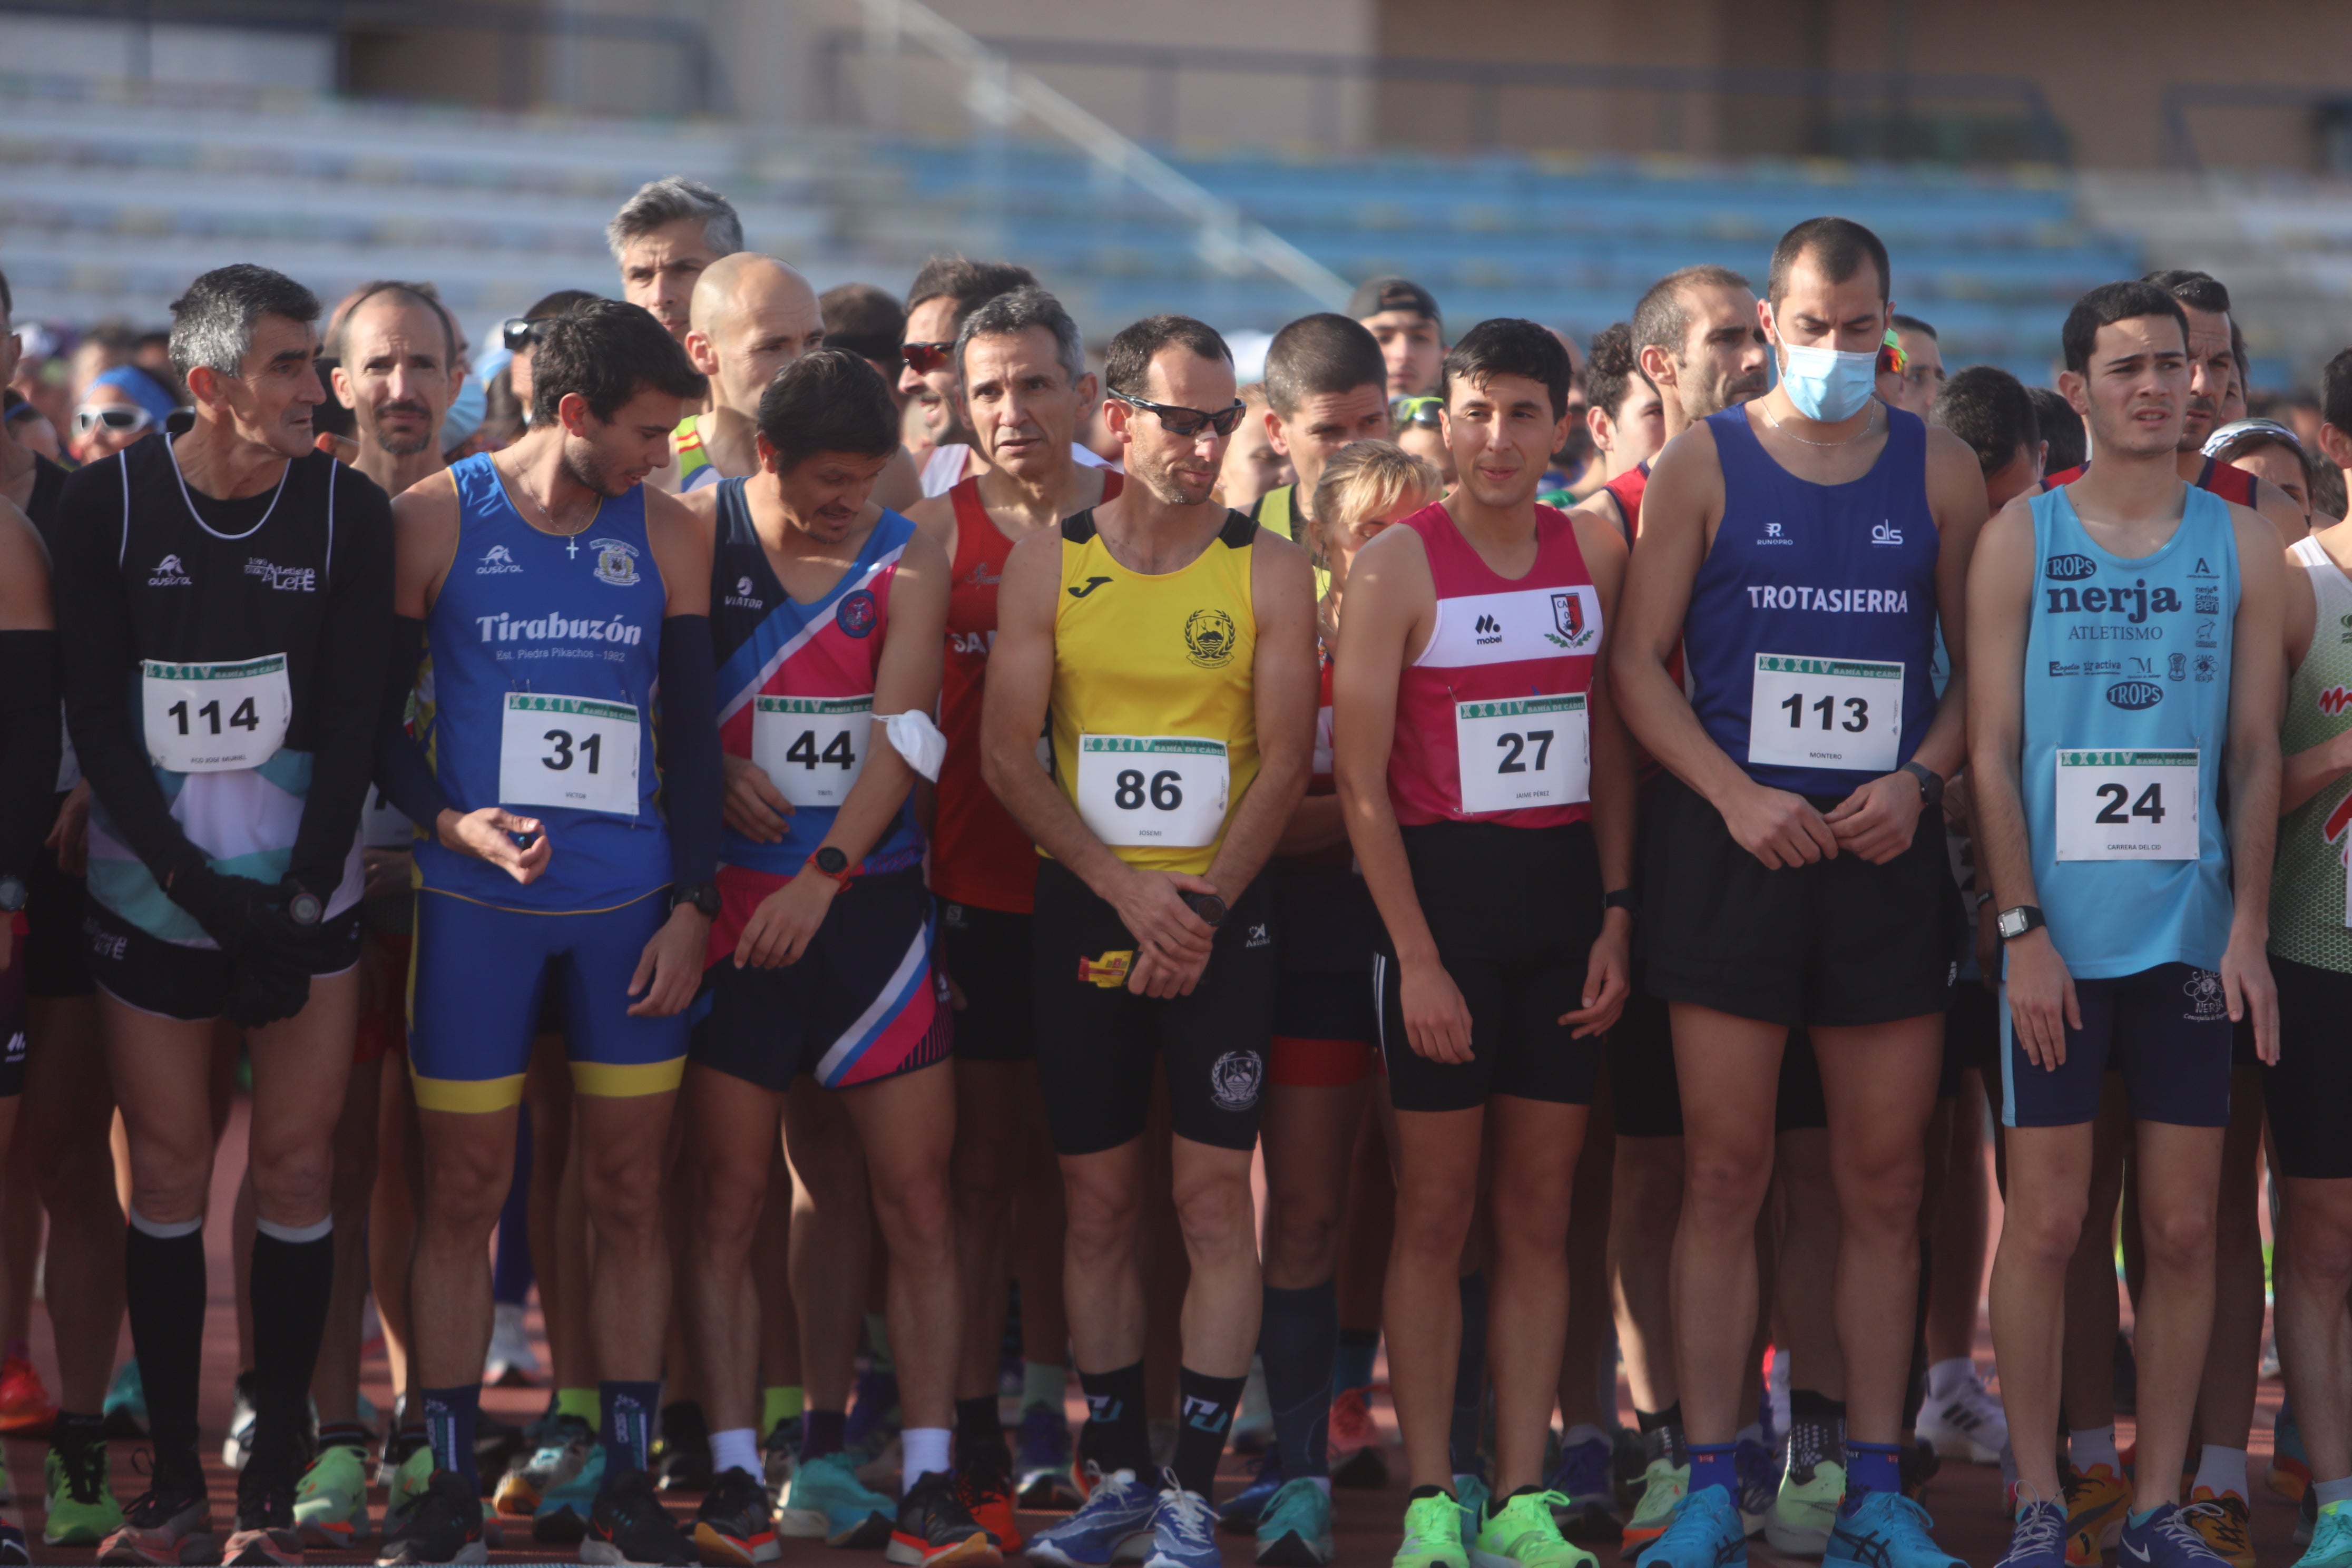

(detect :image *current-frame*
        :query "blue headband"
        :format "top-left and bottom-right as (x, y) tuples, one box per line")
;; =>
(89, 365), (179, 428)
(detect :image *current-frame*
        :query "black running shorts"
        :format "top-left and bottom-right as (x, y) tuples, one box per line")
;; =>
(84, 899), (362, 1023)
(2266, 955), (2352, 1179)
(25, 793), (93, 999)
(938, 900), (1034, 1062)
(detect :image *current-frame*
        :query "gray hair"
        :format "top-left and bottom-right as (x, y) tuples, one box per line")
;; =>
(169, 264), (320, 379)
(606, 177), (743, 262)
(955, 286), (1086, 386)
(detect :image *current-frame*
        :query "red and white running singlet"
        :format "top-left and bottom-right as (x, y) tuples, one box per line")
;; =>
(1386, 501), (1602, 829)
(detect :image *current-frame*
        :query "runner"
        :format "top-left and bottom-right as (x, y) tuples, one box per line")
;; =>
(2319, 351), (2352, 509)
(1217, 386), (1291, 513)
(1328, 317), (1634, 1568)
(1617, 218), (1987, 1568)
(676, 254), (827, 489)
(1629, 266), (1772, 448)
(1971, 277), (2284, 1568)
(1349, 278), (1445, 401)
(899, 259), (1112, 496)
(1246, 313), (1391, 549)
(820, 282), (911, 406)
(1876, 317), (1945, 423)
(984, 313), (1316, 1568)
(372, 297), (719, 1567)
(610, 177), (742, 346)
(53, 264), (394, 1567)
(1573, 322), (1665, 543)
(2206, 417), (2321, 532)
(903, 286), (1118, 1544)
(1929, 367), (2046, 516)
(676, 347), (985, 1568)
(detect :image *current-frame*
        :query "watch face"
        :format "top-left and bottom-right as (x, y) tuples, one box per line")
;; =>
(1998, 909), (2026, 939)
(816, 848), (848, 875)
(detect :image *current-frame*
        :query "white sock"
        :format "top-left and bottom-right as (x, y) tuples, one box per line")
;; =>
(1927, 1357), (1975, 1400)
(903, 1426), (952, 1486)
(2071, 1425), (2120, 1472)
(711, 1427), (760, 1480)
(1306, 1475), (1332, 1497)
(1565, 1423), (1610, 1451)
(2194, 1445), (2249, 1501)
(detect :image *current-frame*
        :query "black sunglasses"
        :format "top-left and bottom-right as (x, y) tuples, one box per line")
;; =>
(1110, 388), (1248, 439)
(501, 317), (553, 354)
(900, 340), (956, 375)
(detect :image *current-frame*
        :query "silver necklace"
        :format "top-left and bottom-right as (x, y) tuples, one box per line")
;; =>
(1761, 400), (1878, 448)
(510, 474), (597, 557)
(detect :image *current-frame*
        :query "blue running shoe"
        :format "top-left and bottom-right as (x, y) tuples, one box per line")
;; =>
(102, 1361), (147, 1440)
(845, 1367), (902, 1456)
(1825, 1492), (1963, 1568)
(1643, 1486), (1747, 1568)
(1733, 1438), (1774, 1540)
(776, 1451), (895, 1550)
(1255, 1477), (1334, 1567)
(1549, 1434), (1622, 1543)
(1220, 1452), (1287, 1533)
(1142, 1476), (1220, 1568)
(1996, 1496), (2069, 1568)
(1027, 1466), (1158, 1568)
(1018, 1403), (1082, 1510)
(2114, 1503), (2232, 1568)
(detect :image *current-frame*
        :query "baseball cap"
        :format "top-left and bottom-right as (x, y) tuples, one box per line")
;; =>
(1347, 276), (1442, 326)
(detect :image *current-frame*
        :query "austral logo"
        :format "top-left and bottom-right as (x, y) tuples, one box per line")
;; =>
(2105, 680), (2165, 711)
(2046, 553), (2098, 581)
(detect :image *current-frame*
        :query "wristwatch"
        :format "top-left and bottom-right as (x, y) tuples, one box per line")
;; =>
(0, 875), (25, 915)
(1179, 890), (1228, 929)
(1603, 888), (1638, 917)
(670, 881), (721, 918)
(287, 889), (323, 927)
(806, 847), (857, 890)
(1902, 760), (1945, 808)
(1996, 904), (2045, 942)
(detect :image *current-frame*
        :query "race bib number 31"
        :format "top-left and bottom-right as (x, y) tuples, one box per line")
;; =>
(1075, 735), (1229, 849)
(1454, 693), (1590, 814)
(498, 693), (640, 816)
(1748, 654), (1903, 773)
(2054, 749), (2198, 861)
(141, 654), (291, 772)
(754, 695), (873, 809)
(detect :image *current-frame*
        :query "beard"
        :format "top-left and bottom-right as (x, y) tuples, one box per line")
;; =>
(562, 437), (632, 499)
(370, 399), (435, 458)
(1132, 447), (1212, 507)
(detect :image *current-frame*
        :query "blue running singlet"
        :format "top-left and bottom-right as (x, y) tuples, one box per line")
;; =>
(2018, 482), (2239, 979)
(1682, 406), (1942, 799)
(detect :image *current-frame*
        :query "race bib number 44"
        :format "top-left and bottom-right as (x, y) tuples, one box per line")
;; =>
(1075, 735), (1229, 849)
(754, 695), (873, 809)
(1454, 694), (1590, 814)
(141, 654), (291, 772)
(498, 693), (640, 816)
(2054, 749), (2199, 861)
(1748, 654), (1902, 773)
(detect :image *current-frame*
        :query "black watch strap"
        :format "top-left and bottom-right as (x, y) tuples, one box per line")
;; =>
(1603, 888), (1638, 916)
(1997, 904), (2045, 941)
(1902, 760), (1944, 806)
(672, 881), (721, 917)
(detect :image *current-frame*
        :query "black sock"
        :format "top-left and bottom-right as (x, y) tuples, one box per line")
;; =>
(1450, 1271), (1488, 1476)
(1637, 1402), (1687, 1467)
(421, 1385), (481, 1483)
(124, 1217), (207, 1477)
(317, 1421), (369, 1455)
(1076, 1361), (1152, 1477)
(955, 1396), (1003, 1466)
(603, 1380), (663, 1476)
(1787, 1389), (1844, 1479)
(1260, 1281), (1336, 1480)
(1171, 1366), (1247, 1498)
(250, 1224), (335, 1471)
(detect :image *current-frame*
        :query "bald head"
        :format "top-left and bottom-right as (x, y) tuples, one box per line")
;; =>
(687, 253), (825, 418)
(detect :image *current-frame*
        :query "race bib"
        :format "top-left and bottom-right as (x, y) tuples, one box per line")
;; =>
(1454, 694), (1589, 815)
(1748, 654), (1903, 773)
(1075, 735), (1229, 849)
(498, 693), (640, 816)
(141, 654), (291, 773)
(2053, 749), (2199, 861)
(753, 695), (872, 809)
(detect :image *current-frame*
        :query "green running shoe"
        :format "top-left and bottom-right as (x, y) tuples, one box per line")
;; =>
(386, 1444), (433, 1526)
(295, 1443), (371, 1549)
(1620, 1462), (1687, 1561)
(1255, 1477), (1334, 1567)
(1396, 1488), (1471, 1568)
(1765, 1459), (1843, 1557)
(1473, 1488), (1598, 1568)
(2297, 1499), (2352, 1568)
(43, 1435), (122, 1546)
(777, 1450), (895, 1549)
(534, 1439), (606, 1545)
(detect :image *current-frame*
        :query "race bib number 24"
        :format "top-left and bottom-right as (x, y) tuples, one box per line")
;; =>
(2053, 749), (2198, 861)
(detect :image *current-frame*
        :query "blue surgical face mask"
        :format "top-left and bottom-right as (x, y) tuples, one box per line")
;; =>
(1772, 312), (1879, 424)
(440, 373), (486, 454)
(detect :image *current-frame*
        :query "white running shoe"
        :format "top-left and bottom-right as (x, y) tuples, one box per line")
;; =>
(483, 1302), (544, 1388)
(1915, 1367), (2007, 1464)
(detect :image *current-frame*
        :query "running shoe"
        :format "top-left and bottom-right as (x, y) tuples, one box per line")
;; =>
(1330, 1386), (1391, 1489)
(1734, 1437), (1774, 1538)
(656, 1402), (716, 1494)
(2064, 1463), (2133, 1567)
(102, 1360), (148, 1439)
(1766, 1460), (1844, 1557)
(1395, 1487), (1471, 1568)
(1461, 1478), (1495, 1545)
(885, 1469), (1001, 1568)
(224, 1369), (260, 1470)
(2302, 1487), (2321, 1549)
(1549, 1432), (1622, 1542)
(0, 1353), (57, 1436)
(955, 1439), (1025, 1553)
(1018, 1402), (1083, 1510)
(2297, 1497), (2352, 1567)
(1219, 1451), (1286, 1533)
(293, 1442), (371, 1550)
(1915, 1370), (2008, 1466)
(1028, 1465), (1158, 1568)
(845, 1367), (903, 1456)
(384, 1445), (433, 1535)
(776, 1450), (895, 1550)
(1900, 1440), (1941, 1503)
(1141, 1478), (1219, 1568)
(1232, 1360), (1275, 1455)
(2275, 1404), (2315, 1504)
(1619, 1461), (1689, 1561)
(44, 1430), (123, 1545)
(1824, 1492), (1962, 1568)
(1255, 1477), (1334, 1567)
(1474, 1486), (1597, 1568)
(584, 1468), (695, 1567)
(99, 1463), (214, 1567)
(1639, 1486), (1746, 1568)
(691, 1466), (779, 1566)
(1995, 1496), (2068, 1568)
(483, 1302), (544, 1388)
(762, 1416), (800, 1502)
(376, 1468), (488, 1564)
(2114, 1503), (2232, 1568)
(224, 1460), (303, 1567)
(474, 1411), (525, 1492)
(0, 1521), (26, 1565)
(534, 1440), (607, 1545)
(497, 1414), (595, 1517)
(2181, 1489), (2255, 1568)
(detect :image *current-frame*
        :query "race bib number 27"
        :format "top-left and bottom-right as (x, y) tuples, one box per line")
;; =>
(1454, 694), (1590, 814)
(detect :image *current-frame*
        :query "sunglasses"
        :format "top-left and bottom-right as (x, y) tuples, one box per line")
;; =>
(1110, 388), (1248, 439)
(1393, 395), (1443, 429)
(74, 404), (153, 435)
(901, 340), (956, 376)
(501, 317), (552, 354)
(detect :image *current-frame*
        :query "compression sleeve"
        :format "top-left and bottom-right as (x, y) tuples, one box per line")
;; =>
(288, 467), (396, 898)
(374, 615), (453, 831)
(658, 614), (721, 888)
(0, 630), (60, 881)
(54, 461), (210, 887)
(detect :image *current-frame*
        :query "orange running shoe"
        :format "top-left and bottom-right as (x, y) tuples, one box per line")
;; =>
(954, 1446), (1024, 1555)
(0, 1354), (57, 1436)
(2181, 1487), (2255, 1568)
(2064, 1462), (2132, 1567)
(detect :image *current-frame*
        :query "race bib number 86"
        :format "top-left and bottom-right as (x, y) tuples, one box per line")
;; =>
(2054, 749), (2198, 861)
(1075, 735), (1229, 849)
(498, 693), (641, 816)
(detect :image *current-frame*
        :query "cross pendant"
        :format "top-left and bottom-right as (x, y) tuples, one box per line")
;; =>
(567, 534), (579, 559)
